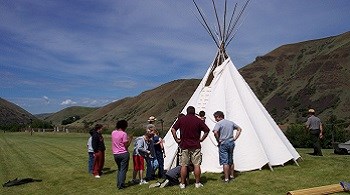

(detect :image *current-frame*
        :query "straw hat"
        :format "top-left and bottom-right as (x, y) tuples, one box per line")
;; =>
(308, 109), (315, 113)
(148, 116), (157, 122)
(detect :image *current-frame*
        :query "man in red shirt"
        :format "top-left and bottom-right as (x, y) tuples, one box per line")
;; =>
(171, 106), (209, 189)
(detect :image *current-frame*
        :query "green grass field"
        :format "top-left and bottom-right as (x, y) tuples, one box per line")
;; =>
(1, 132), (349, 195)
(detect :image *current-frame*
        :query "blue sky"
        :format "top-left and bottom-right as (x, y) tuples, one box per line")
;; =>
(1, 0), (349, 114)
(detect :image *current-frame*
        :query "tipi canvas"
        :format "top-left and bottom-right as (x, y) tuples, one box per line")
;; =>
(163, 0), (300, 173)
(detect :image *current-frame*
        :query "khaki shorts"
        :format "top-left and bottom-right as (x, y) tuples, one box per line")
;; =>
(180, 148), (202, 166)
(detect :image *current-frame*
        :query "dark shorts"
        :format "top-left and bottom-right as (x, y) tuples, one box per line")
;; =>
(219, 140), (235, 165)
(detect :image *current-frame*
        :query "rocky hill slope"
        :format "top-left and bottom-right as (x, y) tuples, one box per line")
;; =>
(240, 31), (350, 124)
(0, 97), (36, 127)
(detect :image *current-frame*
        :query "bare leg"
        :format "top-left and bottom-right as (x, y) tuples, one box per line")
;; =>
(194, 165), (201, 183)
(140, 170), (143, 180)
(230, 164), (235, 178)
(180, 166), (188, 184)
(223, 165), (230, 180)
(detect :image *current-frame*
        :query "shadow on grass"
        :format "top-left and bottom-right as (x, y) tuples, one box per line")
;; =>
(102, 167), (116, 175)
(188, 175), (217, 185)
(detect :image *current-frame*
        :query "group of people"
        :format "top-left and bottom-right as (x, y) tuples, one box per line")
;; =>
(171, 106), (242, 189)
(86, 106), (324, 190)
(131, 119), (166, 186)
(86, 116), (166, 190)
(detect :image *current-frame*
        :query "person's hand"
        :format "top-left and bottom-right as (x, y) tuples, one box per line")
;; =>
(319, 134), (323, 139)
(176, 138), (181, 143)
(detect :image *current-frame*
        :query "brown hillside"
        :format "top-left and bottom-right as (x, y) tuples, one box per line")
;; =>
(69, 79), (200, 132)
(0, 97), (36, 126)
(240, 31), (350, 124)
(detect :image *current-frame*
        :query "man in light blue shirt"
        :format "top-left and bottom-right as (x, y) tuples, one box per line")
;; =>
(212, 111), (242, 182)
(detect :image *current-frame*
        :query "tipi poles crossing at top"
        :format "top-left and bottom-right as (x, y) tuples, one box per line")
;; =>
(212, 0), (223, 41)
(192, 0), (251, 50)
(225, 0), (251, 47)
(192, 0), (220, 48)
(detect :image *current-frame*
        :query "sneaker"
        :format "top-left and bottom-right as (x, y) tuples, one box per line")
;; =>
(118, 184), (126, 189)
(149, 182), (161, 188)
(179, 183), (186, 189)
(160, 179), (169, 188)
(230, 175), (235, 179)
(94, 175), (100, 179)
(139, 180), (148, 185)
(195, 182), (203, 188)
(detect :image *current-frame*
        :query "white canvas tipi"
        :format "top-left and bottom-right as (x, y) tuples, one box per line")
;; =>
(163, 0), (300, 173)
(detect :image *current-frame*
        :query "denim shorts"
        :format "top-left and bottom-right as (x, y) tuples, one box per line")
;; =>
(219, 140), (235, 165)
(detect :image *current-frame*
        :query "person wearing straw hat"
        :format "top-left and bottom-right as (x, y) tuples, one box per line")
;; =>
(148, 116), (157, 124)
(306, 108), (323, 156)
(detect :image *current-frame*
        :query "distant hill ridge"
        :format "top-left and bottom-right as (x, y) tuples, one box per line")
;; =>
(42, 106), (99, 125)
(1, 31), (349, 130)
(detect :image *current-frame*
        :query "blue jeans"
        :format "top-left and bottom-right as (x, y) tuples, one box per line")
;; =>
(88, 152), (94, 173)
(219, 140), (235, 165)
(145, 158), (156, 180)
(114, 152), (130, 188)
(155, 151), (164, 178)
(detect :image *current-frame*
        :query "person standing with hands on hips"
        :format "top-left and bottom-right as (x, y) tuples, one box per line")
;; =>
(212, 111), (242, 183)
(171, 106), (210, 189)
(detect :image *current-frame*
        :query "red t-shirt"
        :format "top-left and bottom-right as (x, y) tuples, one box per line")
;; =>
(172, 114), (210, 149)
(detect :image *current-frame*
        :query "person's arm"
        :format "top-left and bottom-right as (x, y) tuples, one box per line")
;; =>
(305, 118), (310, 130)
(200, 131), (209, 142)
(199, 123), (210, 142)
(136, 138), (150, 155)
(154, 137), (161, 145)
(160, 141), (166, 157)
(91, 133), (99, 153)
(171, 127), (181, 143)
(124, 134), (133, 148)
(319, 122), (324, 139)
(213, 130), (220, 145)
(234, 127), (242, 141)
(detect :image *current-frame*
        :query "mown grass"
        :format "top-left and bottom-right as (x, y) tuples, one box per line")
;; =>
(1, 132), (349, 195)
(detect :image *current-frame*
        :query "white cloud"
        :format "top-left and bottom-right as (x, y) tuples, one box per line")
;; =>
(43, 96), (50, 104)
(61, 99), (77, 106)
